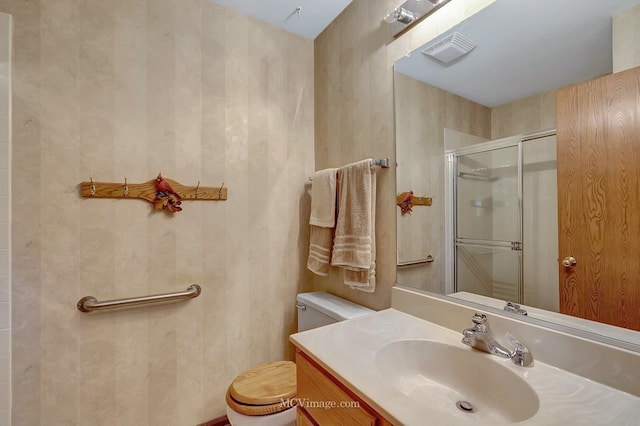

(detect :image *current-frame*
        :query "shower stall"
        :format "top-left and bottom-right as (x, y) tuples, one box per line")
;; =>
(445, 131), (559, 311)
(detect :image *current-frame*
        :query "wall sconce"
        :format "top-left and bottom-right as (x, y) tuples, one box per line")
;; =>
(384, 0), (452, 37)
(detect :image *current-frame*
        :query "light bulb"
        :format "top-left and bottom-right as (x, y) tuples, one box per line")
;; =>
(384, 7), (417, 24)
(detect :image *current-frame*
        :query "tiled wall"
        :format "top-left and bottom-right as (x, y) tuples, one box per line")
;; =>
(0, 12), (9, 426)
(0, 1), (313, 424)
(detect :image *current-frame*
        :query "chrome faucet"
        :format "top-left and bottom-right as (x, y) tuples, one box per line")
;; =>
(462, 313), (533, 366)
(504, 301), (528, 316)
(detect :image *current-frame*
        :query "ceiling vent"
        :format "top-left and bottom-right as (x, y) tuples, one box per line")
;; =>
(421, 32), (477, 64)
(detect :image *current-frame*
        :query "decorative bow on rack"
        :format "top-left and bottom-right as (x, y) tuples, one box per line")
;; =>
(396, 191), (432, 215)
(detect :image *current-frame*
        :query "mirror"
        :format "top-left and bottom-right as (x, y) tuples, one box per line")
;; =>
(394, 0), (640, 347)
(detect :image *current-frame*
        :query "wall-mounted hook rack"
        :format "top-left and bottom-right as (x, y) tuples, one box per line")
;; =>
(396, 191), (432, 214)
(81, 173), (227, 214)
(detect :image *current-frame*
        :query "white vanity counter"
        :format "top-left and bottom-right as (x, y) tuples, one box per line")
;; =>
(290, 308), (640, 425)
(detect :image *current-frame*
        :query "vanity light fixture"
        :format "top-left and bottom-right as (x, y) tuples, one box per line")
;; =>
(384, 0), (453, 37)
(384, 7), (418, 25)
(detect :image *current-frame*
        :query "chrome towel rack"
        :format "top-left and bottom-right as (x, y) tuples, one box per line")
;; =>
(308, 157), (391, 181)
(77, 284), (201, 313)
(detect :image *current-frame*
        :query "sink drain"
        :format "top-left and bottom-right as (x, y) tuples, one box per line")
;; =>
(456, 400), (475, 413)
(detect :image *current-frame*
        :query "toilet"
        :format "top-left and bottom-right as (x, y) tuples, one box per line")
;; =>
(225, 291), (374, 426)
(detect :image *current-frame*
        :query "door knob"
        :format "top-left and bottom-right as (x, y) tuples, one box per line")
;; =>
(562, 256), (577, 268)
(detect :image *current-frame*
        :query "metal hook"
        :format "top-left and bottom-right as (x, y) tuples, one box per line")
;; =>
(195, 181), (200, 199)
(124, 177), (129, 197)
(285, 6), (302, 21)
(218, 182), (224, 199)
(89, 176), (96, 196)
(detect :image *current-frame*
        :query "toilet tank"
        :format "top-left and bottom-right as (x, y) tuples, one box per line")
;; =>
(296, 291), (374, 332)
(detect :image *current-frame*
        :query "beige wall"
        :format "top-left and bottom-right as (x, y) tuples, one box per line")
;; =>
(0, 11), (10, 424)
(491, 90), (556, 139)
(313, 0), (496, 310)
(2, 1), (314, 424)
(313, 0), (396, 310)
(395, 73), (491, 293)
(613, 4), (640, 73)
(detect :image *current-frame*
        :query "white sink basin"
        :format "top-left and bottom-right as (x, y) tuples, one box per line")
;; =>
(292, 309), (640, 425)
(375, 339), (539, 423)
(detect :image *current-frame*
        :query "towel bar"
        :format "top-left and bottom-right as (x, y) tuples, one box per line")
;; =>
(77, 284), (201, 313)
(308, 157), (391, 181)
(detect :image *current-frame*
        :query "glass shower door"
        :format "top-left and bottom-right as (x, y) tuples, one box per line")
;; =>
(454, 144), (523, 302)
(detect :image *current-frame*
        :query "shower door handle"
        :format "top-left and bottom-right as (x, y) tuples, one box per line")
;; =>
(562, 256), (577, 268)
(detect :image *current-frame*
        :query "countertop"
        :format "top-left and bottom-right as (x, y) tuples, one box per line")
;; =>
(290, 308), (640, 425)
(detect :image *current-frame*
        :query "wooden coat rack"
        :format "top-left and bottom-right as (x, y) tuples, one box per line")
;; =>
(396, 191), (432, 215)
(81, 173), (227, 214)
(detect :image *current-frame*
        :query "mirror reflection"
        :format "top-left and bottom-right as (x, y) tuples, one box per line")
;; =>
(394, 0), (640, 340)
(447, 134), (558, 310)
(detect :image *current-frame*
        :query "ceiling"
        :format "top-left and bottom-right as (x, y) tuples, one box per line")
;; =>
(395, 0), (640, 107)
(208, 0), (353, 40)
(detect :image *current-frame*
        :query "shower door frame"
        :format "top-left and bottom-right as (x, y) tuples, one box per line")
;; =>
(444, 130), (556, 299)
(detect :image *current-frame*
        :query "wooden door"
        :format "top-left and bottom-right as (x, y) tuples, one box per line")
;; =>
(556, 66), (640, 331)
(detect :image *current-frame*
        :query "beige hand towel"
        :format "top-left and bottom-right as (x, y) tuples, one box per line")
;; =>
(309, 168), (337, 227)
(307, 225), (333, 276)
(307, 168), (338, 276)
(331, 159), (377, 292)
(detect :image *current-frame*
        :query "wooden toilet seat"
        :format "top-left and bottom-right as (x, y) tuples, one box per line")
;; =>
(226, 361), (297, 416)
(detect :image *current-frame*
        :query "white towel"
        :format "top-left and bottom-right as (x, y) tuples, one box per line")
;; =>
(331, 159), (377, 292)
(307, 168), (337, 276)
(309, 168), (337, 227)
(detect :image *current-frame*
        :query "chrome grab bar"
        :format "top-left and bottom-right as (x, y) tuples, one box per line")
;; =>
(77, 284), (201, 313)
(397, 255), (435, 267)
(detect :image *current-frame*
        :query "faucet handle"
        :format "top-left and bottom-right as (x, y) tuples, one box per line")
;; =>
(511, 341), (534, 367)
(504, 301), (528, 316)
(471, 313), (487, 324)
(461, 329), (475, 346)
(504, 301), (520, 310)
